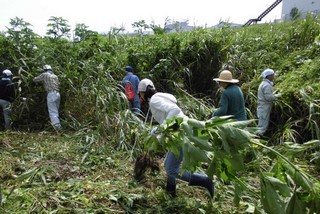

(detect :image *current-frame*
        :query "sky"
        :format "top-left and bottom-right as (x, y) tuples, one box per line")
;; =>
(0, 0), (283, 36)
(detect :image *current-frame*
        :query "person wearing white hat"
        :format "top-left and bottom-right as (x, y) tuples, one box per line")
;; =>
(212, 70), (247, 121)
(138, 78), (214, 198)
(33, 65), (62, 130)
(257, 68), (280, 136)
(0, 69), (16, 129)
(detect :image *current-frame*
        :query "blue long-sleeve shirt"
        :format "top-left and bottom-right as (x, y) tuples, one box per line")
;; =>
(213, 84), (247, 121)
(122, 73), (140, 94)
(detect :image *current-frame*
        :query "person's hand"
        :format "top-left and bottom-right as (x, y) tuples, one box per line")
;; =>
(150, 126), (158, 135)
(274, 93), (281, 98)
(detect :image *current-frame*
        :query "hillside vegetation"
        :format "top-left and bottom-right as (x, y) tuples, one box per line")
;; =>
(0, 15), (319, 213)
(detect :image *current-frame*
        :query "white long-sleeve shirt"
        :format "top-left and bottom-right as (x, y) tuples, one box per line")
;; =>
(257, 79), (275, 104)
(257, 78), (276, 134)
(149, 92), (187, 124)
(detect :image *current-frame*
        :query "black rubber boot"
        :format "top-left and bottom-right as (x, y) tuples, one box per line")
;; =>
(166, 180), (176, 197)
(189, 173), (214, 198)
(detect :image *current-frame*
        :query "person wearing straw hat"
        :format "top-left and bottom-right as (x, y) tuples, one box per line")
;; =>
(257, 68), (281, 136)
(137, 78), (214, 198)
(212, 70), (247, 121)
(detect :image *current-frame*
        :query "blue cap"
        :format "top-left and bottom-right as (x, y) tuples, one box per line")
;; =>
(125, 66), (133, 72)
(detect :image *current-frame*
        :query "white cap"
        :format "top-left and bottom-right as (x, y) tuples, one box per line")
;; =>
(261, 68), (275, 78)
(138, 78), (155, 92)
(3, 69), (13, 76)
(43, 65), (52, 70)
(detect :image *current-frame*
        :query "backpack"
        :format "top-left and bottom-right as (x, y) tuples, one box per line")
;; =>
(125, 81), (136, 101)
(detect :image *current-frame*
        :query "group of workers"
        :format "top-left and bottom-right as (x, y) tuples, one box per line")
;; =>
(1, 65), (279, 199)
(122, 66), (279, 136)
(122, 66), (279, 198)
(0, 65), (62, 131)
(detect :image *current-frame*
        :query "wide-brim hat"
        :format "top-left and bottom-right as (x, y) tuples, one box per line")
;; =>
(213, 70), (239, 83)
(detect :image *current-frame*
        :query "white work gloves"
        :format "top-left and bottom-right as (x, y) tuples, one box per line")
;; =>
(150, 127), (158, 135)
(274, 93), (281, 98)
(150, 126), (162, 140)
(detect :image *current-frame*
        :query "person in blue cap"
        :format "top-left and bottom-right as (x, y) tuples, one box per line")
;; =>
(122, 66), (141, 113)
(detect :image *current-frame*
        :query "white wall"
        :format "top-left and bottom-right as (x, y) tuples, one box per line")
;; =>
(282, 0), (320, 19)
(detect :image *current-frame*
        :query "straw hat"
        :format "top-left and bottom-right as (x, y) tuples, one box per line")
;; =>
(213, 70), (239, 83)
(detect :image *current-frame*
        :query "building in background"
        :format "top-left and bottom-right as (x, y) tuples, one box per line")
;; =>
(281, 0), (320, 20)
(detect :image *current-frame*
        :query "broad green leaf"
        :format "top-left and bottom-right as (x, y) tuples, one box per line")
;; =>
(229, 153), (245, 171)
(285, 192), (306, 214)
(181, 138), (209, 172)
(261, 176), (287, 214)
(264, 175), (291, 197)
(189, 135), (213, 151)
(281, 160), (314, 193)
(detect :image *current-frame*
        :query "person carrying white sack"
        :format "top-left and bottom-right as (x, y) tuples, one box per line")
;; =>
(257, 68), (281, 136)
(138, 78), (214, 198)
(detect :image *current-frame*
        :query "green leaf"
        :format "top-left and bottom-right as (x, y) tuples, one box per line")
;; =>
(189, 135), (213, 151)
(285, 192), (306, 214)
(260, 175), (289, 214)
(264, 175), (291, 197)
(234, 182), (242, 205)
(14, 167), (40, 182)
(181, 138), (209, 172)
(281, 160), (314, 193)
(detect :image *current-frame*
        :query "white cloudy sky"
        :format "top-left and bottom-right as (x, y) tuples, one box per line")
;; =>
(0, 0), (282, 35)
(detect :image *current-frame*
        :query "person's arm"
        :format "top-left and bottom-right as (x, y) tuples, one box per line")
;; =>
(133, 76), (140, 93)
(33, 73), (44, 82)
(263, 85), (276, 102)
(213, 92), (228, 116)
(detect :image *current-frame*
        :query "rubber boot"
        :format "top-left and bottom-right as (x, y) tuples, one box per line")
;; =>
(189, 173), (214, 198)
(166, 180), (176, 197)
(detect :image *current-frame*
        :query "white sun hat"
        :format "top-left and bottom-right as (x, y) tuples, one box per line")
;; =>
(138, 78), (155, 92)
(3, 69), (13, 76)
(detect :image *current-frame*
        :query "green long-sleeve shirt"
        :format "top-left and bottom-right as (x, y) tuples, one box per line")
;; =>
(213, 84), (247, 121)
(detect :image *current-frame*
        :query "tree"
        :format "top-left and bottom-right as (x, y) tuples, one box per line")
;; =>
(46, 16), (71, 39)
(290, 7), (301, 20)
